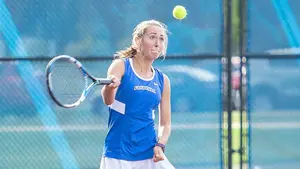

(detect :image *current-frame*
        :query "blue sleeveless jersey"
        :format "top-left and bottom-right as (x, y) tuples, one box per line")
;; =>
(103, 58), (164, 161)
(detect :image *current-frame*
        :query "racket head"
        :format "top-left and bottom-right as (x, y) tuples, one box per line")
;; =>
(46, 55), (89, 108)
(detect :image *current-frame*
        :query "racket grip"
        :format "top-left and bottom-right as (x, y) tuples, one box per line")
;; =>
(98, 79), (113, 85)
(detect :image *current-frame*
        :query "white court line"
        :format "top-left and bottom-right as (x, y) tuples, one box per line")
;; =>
(171, 112), (300, 122)
(1, 122), (300, 133)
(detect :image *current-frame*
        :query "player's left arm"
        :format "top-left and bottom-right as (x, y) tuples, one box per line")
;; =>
(157, 73), (171, 145)
(153, 73), (171, 162)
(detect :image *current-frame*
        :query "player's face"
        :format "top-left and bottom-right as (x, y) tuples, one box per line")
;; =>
(140, 25), (166, 60)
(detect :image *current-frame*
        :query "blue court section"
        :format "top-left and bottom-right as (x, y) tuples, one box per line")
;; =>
(248, 0), (300, 168)
(248, 59), (300, 169)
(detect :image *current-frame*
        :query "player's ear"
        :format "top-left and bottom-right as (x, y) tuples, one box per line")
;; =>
(134, 37), (141, 45)
(133, 37), (142, 52)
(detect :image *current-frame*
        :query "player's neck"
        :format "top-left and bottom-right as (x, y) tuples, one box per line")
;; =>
(132, 56), (153, 76)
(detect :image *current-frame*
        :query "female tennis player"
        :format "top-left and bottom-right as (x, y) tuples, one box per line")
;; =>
(100, 19), (173, 169)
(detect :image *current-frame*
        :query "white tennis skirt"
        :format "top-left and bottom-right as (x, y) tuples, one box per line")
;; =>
(99, 154), (175, 169)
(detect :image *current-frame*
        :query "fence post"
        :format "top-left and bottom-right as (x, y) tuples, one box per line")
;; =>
(224, 0), (233, 168)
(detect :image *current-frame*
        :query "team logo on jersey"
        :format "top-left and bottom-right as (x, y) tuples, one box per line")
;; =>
(134, 86), (156, 94)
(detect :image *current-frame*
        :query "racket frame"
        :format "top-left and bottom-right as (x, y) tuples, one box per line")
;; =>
(46, 55), (112, 108)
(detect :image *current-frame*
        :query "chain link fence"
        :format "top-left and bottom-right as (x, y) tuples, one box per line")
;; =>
(247, 0), (300, 169)
(0, 1), (223, 169)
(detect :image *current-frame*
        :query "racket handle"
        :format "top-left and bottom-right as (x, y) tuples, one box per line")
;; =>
(97, 78), (113, 85)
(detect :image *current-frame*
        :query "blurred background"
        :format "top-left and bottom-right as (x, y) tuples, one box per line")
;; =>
(0, 0), (300, 169)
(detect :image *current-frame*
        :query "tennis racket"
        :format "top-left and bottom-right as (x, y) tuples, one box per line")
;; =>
(46, 55), (112, 108)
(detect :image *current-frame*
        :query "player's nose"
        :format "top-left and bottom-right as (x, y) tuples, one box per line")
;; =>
(154, 41), (160, 48)
(154, 39), (160, 47)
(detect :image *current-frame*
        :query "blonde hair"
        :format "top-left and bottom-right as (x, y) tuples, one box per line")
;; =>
(114, 20), (169, 59)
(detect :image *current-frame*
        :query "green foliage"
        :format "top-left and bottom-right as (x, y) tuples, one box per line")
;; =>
(232, 0), (240, 54)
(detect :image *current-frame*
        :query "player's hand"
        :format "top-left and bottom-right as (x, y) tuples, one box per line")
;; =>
(153, 146), (164, 162)
(107, 75), (120, 89)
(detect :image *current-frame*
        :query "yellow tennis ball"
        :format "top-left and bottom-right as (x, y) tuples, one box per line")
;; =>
(172, 5), (187, 20)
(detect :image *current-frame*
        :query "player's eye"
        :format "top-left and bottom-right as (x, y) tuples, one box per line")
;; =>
(150, 35), (156, 39)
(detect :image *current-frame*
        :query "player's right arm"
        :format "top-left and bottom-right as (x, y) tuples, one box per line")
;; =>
(101, 59), (125, 105)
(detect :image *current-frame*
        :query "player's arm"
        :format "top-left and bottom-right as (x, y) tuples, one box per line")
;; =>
(101, 59), (125, 105)
(157, 74), (172, 145)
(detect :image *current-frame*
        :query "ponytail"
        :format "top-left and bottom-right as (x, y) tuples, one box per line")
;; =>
(114, 46), (137, 59)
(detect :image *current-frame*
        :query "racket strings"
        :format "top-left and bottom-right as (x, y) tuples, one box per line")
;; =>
(49, 61), (87, 105)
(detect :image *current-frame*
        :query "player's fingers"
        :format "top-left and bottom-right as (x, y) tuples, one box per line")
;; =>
(153, 156), (161, 162)
(153, 151), (159, 162)
(110, 77), (120, 88)
(113, 81), (120, 88)
(154, 152), (164, 162)
(106, 78), (118, 88)
(109, 75), (118, 82)
(107, 83), (114, 88)
(153, 156), (163, 163)
(157, 154), (164, 161)
(111, 77), (117, 82)
(153, 145), (165, 162)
